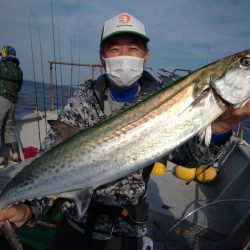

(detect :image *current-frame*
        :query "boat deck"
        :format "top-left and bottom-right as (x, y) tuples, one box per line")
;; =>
(147, 140), (250, 249)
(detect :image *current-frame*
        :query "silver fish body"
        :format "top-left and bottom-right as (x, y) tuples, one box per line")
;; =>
(0, 49), (250, 214)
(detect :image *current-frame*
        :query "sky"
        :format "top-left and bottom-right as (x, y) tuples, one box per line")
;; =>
(0, 0), (249, 84)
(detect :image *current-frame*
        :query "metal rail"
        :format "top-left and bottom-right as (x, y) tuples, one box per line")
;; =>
(48, 61), (102, 111)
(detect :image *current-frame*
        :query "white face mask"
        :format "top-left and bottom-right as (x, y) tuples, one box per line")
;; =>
(103, 56), (144, 88)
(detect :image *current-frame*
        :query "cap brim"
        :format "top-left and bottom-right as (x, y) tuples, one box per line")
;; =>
(101, 30), (150, 44)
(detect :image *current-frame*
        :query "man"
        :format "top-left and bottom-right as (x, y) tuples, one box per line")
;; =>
(0, 13), (249, 250)
(0, 46), (23, 168)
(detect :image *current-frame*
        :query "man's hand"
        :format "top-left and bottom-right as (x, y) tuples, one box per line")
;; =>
(0, 204), (32, 228)
(212, 101), (250, 133)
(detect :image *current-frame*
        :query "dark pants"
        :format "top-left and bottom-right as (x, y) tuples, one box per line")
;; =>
(51, 218), (143, 250)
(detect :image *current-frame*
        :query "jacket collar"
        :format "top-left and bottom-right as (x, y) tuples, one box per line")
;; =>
(92, 70), (160, 112)
(1, 56), (20, 65)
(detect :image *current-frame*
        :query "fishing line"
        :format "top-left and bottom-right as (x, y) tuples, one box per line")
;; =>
(50, 0), (59, 112)
(165, 198), (250, 239)
(243, 240), (250, 250)
(70, 38), (74, 97)
(34, 13), (48, 133)
(57, 27), (64, 106)
(28, 19), (42, 148)
(77, 42), (81, 89)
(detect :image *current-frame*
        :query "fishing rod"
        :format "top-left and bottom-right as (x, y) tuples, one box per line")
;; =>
(28, 19), (42, 148)
(34, 14), (48, 133)
(50, 0), (59, 112)
(185, 124), (244, 186)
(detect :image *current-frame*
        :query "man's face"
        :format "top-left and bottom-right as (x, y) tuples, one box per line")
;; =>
(100, 33), (148, 68)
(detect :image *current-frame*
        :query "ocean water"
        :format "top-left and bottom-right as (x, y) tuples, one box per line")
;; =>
(16, 80), (250, 143)
(16, 80), (76, 116)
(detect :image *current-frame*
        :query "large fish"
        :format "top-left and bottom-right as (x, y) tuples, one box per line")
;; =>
(0, 49), (250, 249)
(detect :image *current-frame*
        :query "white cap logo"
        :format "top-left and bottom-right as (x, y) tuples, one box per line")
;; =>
(101, 13), (149, 43)
(118, 14), (131, 24)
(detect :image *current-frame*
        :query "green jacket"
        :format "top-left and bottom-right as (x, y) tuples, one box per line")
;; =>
(0, 59), (23, 104)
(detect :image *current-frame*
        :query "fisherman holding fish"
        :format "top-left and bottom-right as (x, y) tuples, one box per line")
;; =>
(0, 13), (250, 250)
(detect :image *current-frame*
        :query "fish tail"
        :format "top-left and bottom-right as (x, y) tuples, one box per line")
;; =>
(0, 220), (24, 250)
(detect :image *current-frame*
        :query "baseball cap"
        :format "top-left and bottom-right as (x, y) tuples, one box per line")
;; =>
(100, 13), (150, 44)
(1, 46), (16, 57)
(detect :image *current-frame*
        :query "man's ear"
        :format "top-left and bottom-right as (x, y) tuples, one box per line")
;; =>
(99, 49), (106, 70)
(144, 49), (149, 66)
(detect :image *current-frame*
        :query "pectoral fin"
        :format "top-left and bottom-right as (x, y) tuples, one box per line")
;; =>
(199, 125), (212, 147)
(60, 188), (95, 218)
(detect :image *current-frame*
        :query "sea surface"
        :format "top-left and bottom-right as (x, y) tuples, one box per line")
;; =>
(16, 80), (250, 143)
(16, 80), (76, 116)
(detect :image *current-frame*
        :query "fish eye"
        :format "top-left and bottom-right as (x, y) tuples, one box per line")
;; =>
(239, 56), (250, 67)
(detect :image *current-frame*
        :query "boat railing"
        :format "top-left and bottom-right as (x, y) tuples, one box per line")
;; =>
(157, 68), (192, 87)
(48, 60), (103, 111)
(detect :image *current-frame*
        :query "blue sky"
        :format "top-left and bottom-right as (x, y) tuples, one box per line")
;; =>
(0, 0), (249, 84)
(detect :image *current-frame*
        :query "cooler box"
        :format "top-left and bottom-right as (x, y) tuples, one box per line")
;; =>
(22, 147), (38, 159)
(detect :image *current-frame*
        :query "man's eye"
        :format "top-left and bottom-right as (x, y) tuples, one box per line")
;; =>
(130, 47), (139, 51)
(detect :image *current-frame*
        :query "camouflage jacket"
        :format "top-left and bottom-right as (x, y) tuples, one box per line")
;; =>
(0, 58), (23, 104)
(28, 71), (222, 238)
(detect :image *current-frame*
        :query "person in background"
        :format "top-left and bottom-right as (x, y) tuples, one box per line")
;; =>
(0, 13), (250, 250)
(0, 46), (23, 168)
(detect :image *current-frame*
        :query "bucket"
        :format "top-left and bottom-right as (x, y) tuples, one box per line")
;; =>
(22, 147), (38, 159)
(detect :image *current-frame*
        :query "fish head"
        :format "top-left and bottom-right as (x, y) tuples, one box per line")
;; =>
(211, 50), (250, 107)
